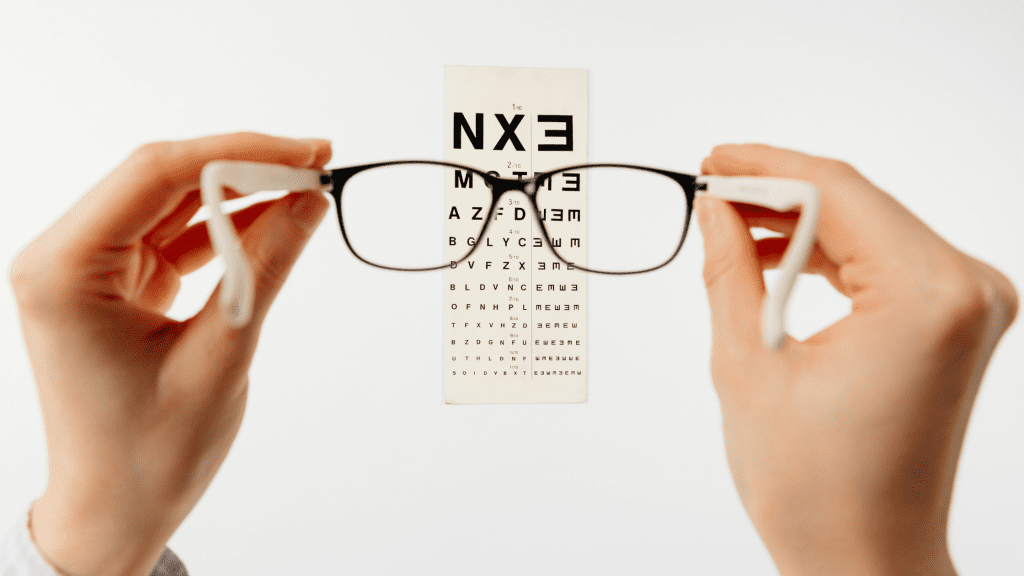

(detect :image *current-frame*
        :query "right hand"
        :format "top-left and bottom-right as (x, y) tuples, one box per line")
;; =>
(696, 144), (1017, 576)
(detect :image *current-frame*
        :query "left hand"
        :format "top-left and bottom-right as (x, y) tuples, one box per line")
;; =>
(11, 132), (332, 576)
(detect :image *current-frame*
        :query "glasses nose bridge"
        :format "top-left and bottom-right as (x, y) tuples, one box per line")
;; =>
(488, 175), (539, 205)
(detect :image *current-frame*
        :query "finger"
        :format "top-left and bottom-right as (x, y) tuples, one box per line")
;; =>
(144, 190), (204, 248)
(241, 192), (330, 325)
(160, 199), (282, 275)
(130, 249), (183, 315)
(731, 202), (799, 220)
(145, 187), (251, 249)
(696, 195), (767, 361)
(701, 143), (943, 307)
(756, 237), (846, 295)
(184, 190), (327, 344)
(733, 203), (800, 237)
(67, 132), (332, 250)
(966, 255), (1020, 334)
(701, 143), (817, 178)
(177, 192), (330, 389)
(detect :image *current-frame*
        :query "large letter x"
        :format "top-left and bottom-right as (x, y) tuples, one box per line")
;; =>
(493, 114), (525, 151)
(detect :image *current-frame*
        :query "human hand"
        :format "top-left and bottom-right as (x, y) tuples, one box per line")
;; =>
(10, 132), (332, 576)
(697, 144), (1018, 576)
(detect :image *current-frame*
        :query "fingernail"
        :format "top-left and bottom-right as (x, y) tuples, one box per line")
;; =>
(289, 193), (328, 231)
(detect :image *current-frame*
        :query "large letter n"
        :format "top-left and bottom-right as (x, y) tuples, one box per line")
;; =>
(454, 113), (483, 149)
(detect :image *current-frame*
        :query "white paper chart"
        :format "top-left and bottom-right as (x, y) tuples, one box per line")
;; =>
(444, 65), (588, 404)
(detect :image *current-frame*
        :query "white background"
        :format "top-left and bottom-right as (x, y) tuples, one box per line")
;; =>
(1, 1), (1021, 574)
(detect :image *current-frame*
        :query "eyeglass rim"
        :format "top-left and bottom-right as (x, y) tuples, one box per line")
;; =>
(325, 160), (698, 274)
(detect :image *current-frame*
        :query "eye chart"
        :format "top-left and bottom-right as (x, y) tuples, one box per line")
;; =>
(444, 65), (588, 404)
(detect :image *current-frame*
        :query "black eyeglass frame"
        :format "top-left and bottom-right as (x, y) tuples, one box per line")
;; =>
(324, 160), (698, 275)
(200, 158), (819, 349)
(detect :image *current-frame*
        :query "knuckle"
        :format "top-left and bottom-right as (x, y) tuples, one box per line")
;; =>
(231, 130), (262, 142)
(832, 159), (859, 176)
(8, 247), (36, 303)
(127, 140), (193, 191)
(970, 261), (1019, 331)
(9, 242), (71, 316)
(973, 260), (1020, 328)
(813, 158), (861, 182)
(1000, 276), (1020, 326)
(921, 257), (993, 336)
(129, 140), (174, 169)
(220, 131), (264, 154)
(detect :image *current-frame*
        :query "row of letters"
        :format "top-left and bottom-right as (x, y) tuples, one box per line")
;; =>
(447, 237), (582, 249)
(452, 169), (581, 191)
(453, 113), (574, 152)
(449, 284), (580, 291)
(450, 339), (583, 346)
(447, 206), (582, 222)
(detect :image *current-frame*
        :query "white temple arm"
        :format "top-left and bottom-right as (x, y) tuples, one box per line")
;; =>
(200, 161), (330, 327)
(695, 175), (821, 350)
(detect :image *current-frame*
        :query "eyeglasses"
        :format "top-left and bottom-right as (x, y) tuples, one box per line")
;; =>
(201, 160), (820, 349)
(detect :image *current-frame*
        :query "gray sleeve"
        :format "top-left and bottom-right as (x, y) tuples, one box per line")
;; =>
(151, 547), (189, 576)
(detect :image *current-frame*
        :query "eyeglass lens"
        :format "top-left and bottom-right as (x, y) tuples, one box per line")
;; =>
(338, 164), (689, 273)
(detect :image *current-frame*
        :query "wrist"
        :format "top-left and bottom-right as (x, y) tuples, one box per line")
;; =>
(30, 491), (172, 576)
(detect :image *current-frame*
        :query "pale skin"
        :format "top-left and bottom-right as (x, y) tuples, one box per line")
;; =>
(11, 133), (333, 576)
(9, 134), (1018, 576)
(697, 145), (1018, 575)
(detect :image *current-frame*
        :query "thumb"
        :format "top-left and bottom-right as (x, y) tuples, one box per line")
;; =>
(696, 195), (766, 358)
(239, 192), (330, 326)
(189, 191), (329, 349)
(169, 192), (328, 402)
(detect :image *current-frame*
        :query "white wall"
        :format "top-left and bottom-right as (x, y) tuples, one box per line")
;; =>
(1, 1), (1020, 573)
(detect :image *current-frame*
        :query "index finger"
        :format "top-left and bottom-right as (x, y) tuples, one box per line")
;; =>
(701, 144), (939, 280)
(66, 132), (332, 249)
